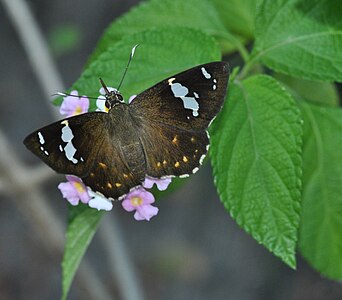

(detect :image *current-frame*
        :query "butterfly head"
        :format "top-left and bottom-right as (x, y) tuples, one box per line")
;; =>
(100, 77), (124, 110)
(104, 90), (124, 109)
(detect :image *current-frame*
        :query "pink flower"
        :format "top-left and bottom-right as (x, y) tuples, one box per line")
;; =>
(128, 95), (136, 103)
(143, 176), (172, 191)
(59, 90), (89, 116)
(58, 175), (90, 206)
(88, 189), (113, 211)
(122, 187), (159, 221)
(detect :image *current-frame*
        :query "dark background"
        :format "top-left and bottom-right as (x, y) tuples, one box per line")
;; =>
(1, 0), (341, 299)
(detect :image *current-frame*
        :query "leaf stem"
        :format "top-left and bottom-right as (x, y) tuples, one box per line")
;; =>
(238, 52), (260, 80)
(215, 31), (250, 63)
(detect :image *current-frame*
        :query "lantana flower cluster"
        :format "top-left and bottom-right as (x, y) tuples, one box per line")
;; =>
(57, 89), (171, 221)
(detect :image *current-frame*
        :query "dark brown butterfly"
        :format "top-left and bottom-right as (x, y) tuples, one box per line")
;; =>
(24, 62), (229, 200)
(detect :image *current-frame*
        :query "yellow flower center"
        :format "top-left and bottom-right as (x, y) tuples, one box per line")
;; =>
(130, 196), (143, 207)
(73, 105), (83, 115)
(73, 182), (85, 193)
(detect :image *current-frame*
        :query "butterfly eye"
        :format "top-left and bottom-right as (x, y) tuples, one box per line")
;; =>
(105, 100), (111, 109)
(117, 94), (123, 101)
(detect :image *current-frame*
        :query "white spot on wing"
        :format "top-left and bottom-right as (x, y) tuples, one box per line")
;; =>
(199, 154), (206, 165)
(37, 132), (45, 144)
(169, 81), (199, 117)
(60, 122), (78, 164)
(61, 125), (74, 142)
(64, 142), (78, 163)
(208, 115), (217, 128)
(201, 67), (211, 79)
(179, 174), (190, 178)
(192, 167), (199, 174)
(38, 132), (49, 155)
(168, 78), (176, 85)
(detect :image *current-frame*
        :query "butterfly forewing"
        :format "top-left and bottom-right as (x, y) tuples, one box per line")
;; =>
(24, 110), (144, 199)
(130, 62), (229, 130)
(24, 112), (108, 177)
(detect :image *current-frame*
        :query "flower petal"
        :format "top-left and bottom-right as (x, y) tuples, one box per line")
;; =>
(58, 182), (80, 206)
(58, 175), (90, 205)
(122, 197), (136, 212)
(65, 174), (81, 183)
(96, 95), (107, 112)
(143, 176), (172, 191)
(134, 204), (159, 221)
(121, 187), (159, 220)
(128, 95), (137, 103)
(59, 90), (89, 116)
(127, 187), (155, 205)
(88, 190), (113, 211)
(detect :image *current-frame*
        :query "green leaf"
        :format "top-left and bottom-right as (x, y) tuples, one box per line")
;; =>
(48, 24), (82, 56)
(298, 102), (342, 280)
(210, 75), (302, 268)
(89, 0), (227, 64)
(211, 0), (256, 39)
(62, 205), (104, 300)
(61, 28), (221, 110)
(275, 73), (340, 107)
(253, 0), (342, 81)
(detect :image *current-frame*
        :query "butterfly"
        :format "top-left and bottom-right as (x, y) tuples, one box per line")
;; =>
(24, 62), (229, 200)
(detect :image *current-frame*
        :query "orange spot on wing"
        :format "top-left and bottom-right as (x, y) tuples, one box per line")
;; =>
(172, 135), (178, 145)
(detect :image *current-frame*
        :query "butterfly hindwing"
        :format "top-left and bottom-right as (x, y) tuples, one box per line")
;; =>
(81, 146), (141, 200)
(134, 118), (209, 178)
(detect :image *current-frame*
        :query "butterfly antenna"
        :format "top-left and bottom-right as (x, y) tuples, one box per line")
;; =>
(52, 92), (99, 100)
(116, 44), (139, 91)
(99, 77), (110, 95)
